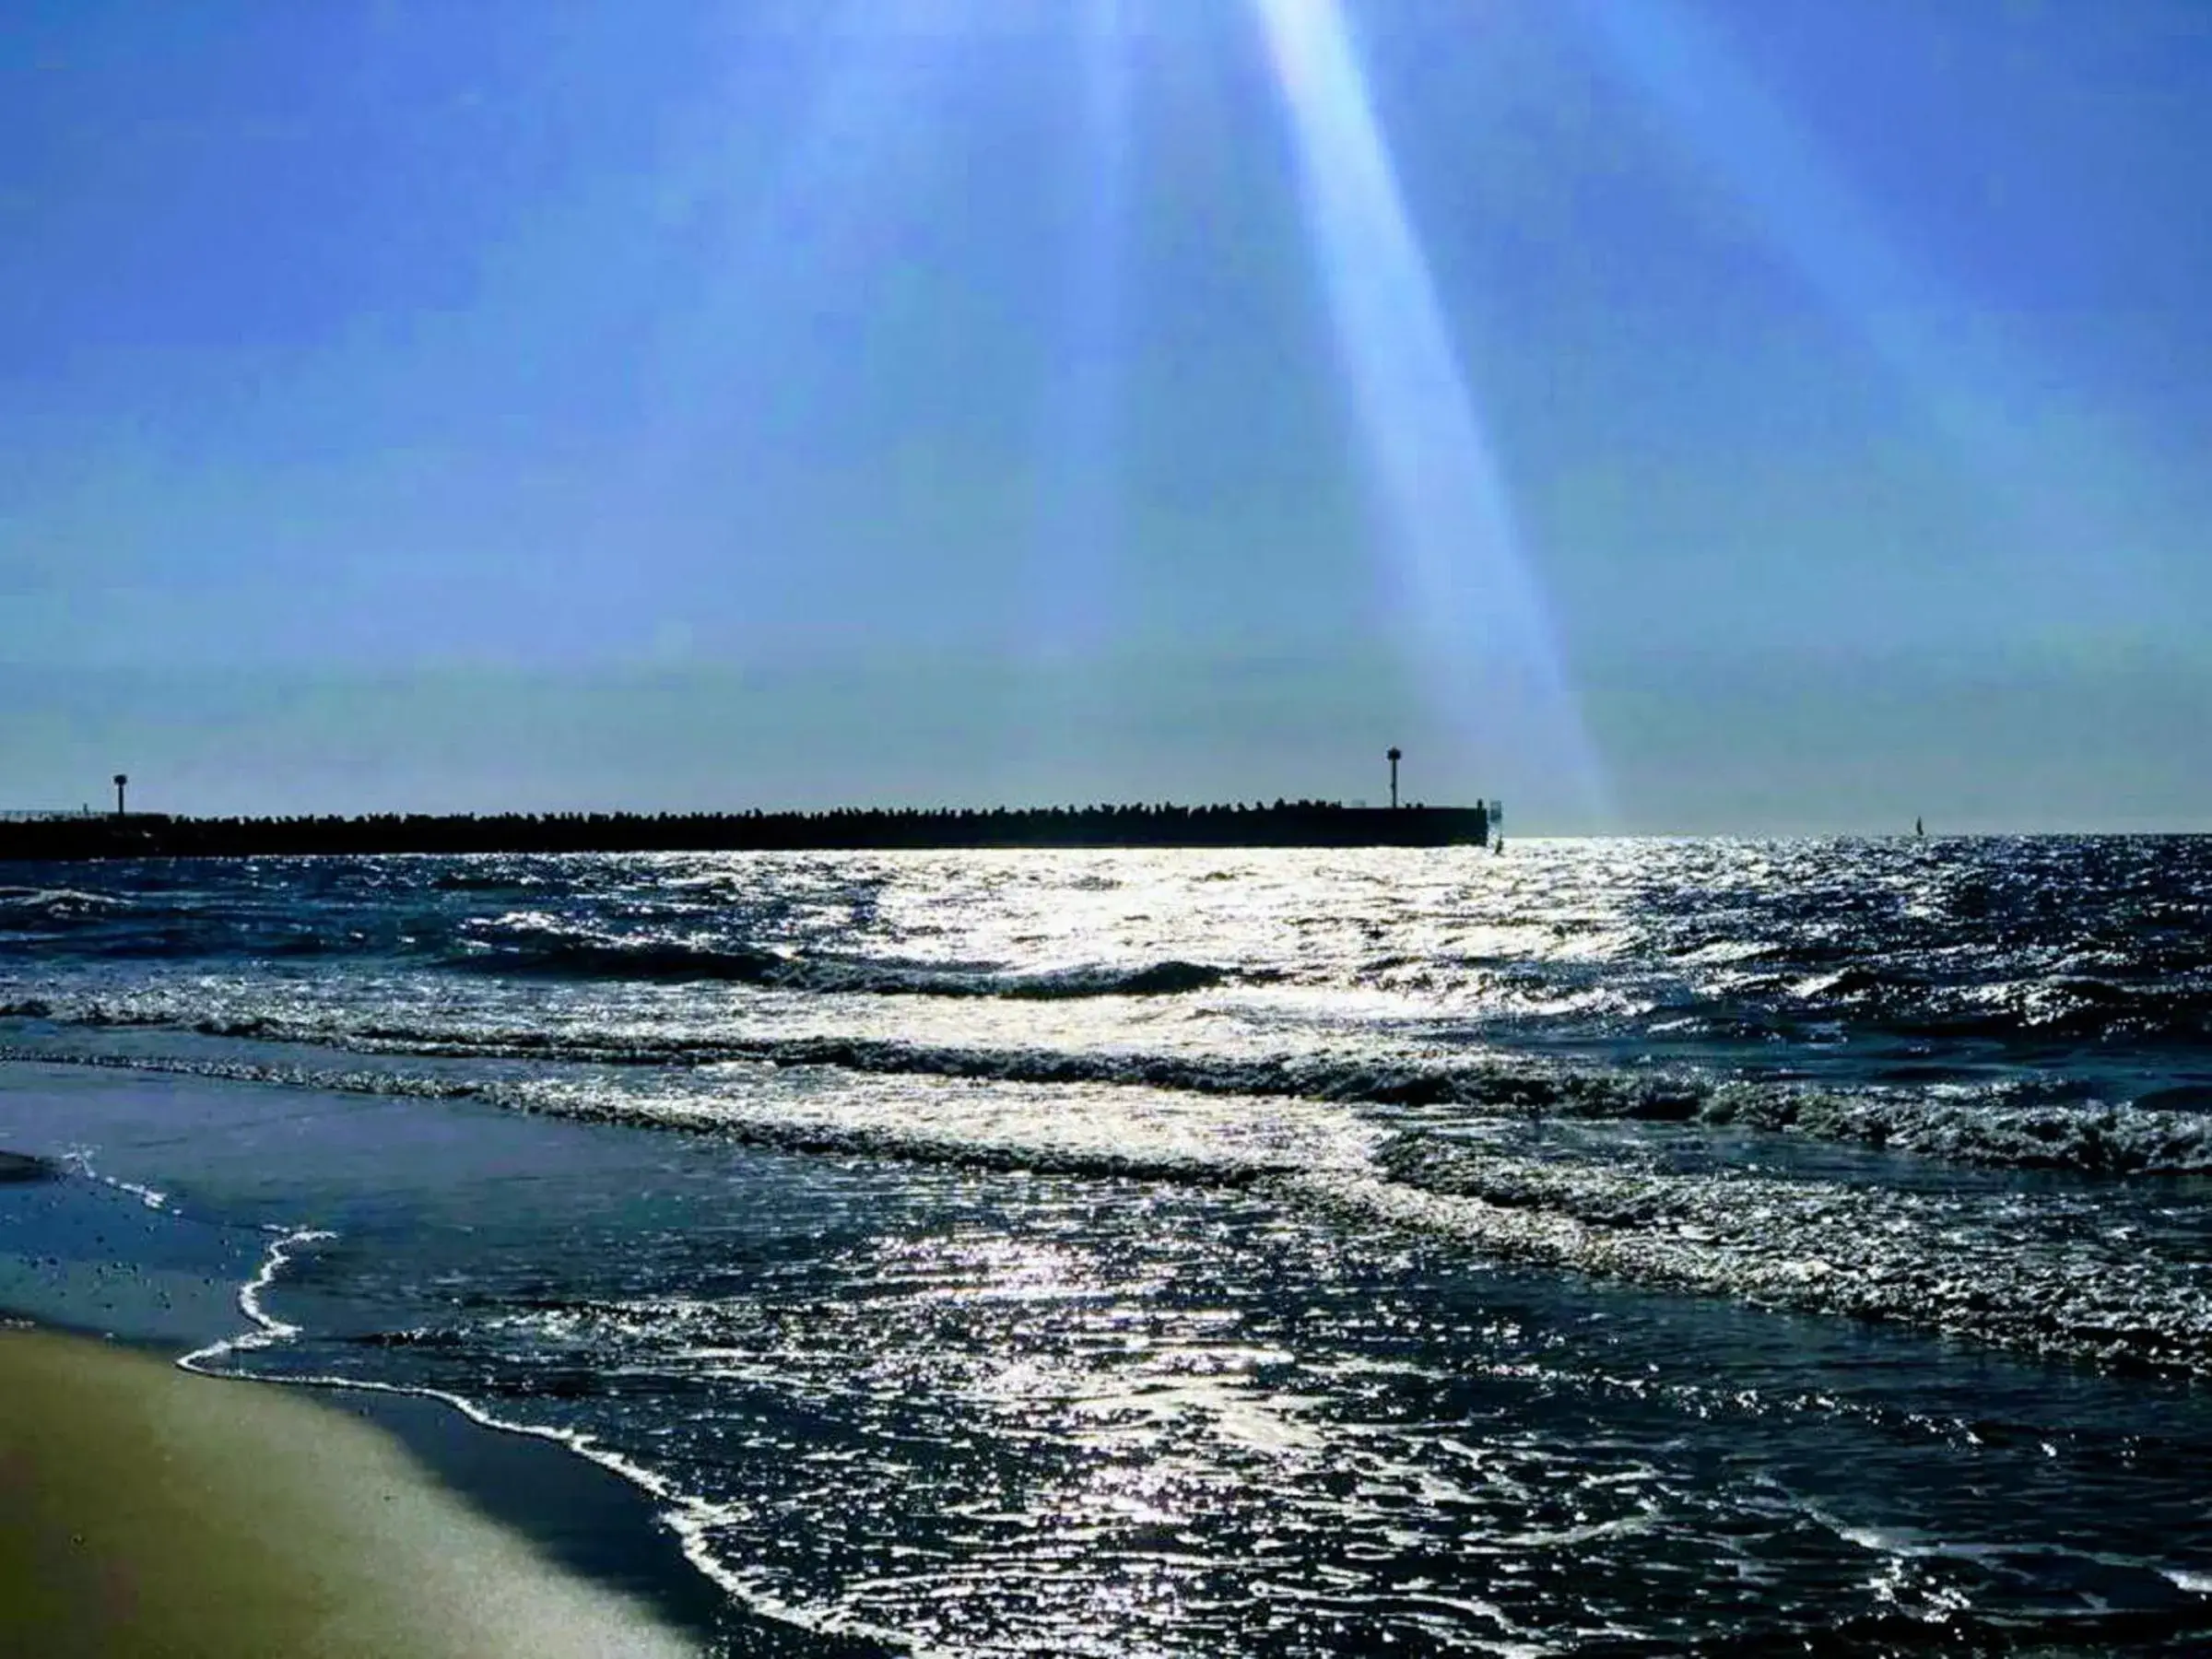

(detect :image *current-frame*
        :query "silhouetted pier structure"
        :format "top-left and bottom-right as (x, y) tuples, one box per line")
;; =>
(0, 800), (1492, 863)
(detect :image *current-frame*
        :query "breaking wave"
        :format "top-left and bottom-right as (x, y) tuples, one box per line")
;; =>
(0, 886), (138, 931)
(1344, 1133), (2212, 1376)
(12, 1042), (2212, 1380)
(9, 986), (2212, 1176)
(448, 932), (1230, 998)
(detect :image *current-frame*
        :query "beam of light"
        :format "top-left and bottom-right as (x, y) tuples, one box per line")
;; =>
(1575, 0), (2152, 624)
(1250, 0), (1611, 825)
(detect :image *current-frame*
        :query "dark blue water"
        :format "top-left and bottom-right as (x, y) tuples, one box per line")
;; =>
(4, 839), (2210, 1652)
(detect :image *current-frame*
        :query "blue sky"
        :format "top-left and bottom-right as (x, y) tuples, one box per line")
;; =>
(3, 0), (2206, 830)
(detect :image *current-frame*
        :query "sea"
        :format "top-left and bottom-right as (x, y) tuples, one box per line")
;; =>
(3, 836), (2210, 1654)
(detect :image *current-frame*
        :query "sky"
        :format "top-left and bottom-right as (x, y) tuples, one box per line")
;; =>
(2, 0), (2206, 833)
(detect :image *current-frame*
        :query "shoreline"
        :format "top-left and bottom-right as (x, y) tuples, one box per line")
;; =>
(0, 1322), (707, 1658)
(0, 1311), (894, 1657)
(0, 1119), (883, 1659)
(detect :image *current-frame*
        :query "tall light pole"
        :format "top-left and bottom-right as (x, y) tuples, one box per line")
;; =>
(112, 773), (128, 819)
(1386, 747), (1401, 810)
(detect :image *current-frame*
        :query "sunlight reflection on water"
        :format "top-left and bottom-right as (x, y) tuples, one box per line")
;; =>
(6, 839), (2212, 1650)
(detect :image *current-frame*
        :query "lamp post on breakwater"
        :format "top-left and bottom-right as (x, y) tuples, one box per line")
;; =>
(112, 774), (128, 820)
(1387, 747), (1402, 811)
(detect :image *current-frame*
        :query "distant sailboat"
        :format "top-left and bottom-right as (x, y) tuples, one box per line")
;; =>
(1915, 817), (1924, 838)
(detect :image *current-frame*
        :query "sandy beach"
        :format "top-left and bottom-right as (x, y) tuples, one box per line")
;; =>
(0, 1324), (700, 1658)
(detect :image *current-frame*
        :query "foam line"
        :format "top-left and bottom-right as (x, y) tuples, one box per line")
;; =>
(174, 1227), (924, 1654)
(55, 1148), (170, 1210)
(12, 1037), (2212, 1177)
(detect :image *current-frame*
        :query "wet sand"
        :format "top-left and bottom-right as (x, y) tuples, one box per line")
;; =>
(0, 1325), (701, 1658)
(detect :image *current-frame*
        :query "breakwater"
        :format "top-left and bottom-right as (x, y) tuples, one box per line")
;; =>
(0, 801), (1490, 862)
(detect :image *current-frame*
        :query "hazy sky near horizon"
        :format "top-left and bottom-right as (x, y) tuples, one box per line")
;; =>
(4, 0), (2207, 832)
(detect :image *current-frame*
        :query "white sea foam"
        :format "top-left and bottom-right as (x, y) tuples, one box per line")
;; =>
(55, 1147), (170, 1209)
(173, 1224), (921, 1653)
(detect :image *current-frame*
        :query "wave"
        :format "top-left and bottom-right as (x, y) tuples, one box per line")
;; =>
(350, 1028), (2212, 1175)
(449, 937), (788, 982)
(0, 886), (138, 931)
(1341, 1131), (2212, 1376)
(441, 919), (2212, 1038)
(1885, 978), (2212, 1044)
(0, 885), (134, 907)
(429, 871), (555, 892)
(2, 998), (196, 1028)
(1695, 1079), (2212, 1174)
(0, 1045), (492, 1102)
(1581, 1605), (2212, 1658)
(0, 1044), (1338, 1188)
(450, 933), (1231, 999)
(10, 986), (2212, 1176)
(13, 1043), (2212, 1380)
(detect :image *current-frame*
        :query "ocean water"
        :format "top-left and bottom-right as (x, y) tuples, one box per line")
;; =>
(3, 837), (2211, 1653)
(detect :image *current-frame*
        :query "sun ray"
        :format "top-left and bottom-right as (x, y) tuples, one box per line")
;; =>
(1576, 0), (2149, 621)
(1250, 0), (1610, 823)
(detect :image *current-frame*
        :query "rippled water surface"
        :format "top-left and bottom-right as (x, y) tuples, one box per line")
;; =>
(4, 838), (2211, 1653)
